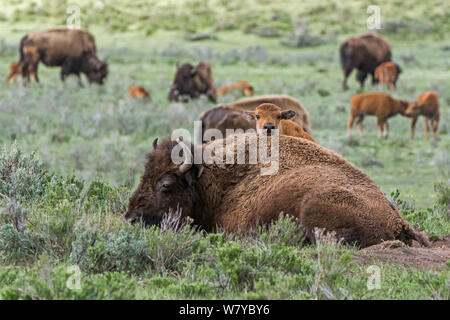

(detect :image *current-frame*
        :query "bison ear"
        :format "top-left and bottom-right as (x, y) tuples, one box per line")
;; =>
(152, 138), (158, 150)
(245, 111), (255, 121)
(280, 110), (296, 120)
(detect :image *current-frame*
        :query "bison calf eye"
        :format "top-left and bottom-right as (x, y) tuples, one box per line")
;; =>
(255, 115), (260, 120)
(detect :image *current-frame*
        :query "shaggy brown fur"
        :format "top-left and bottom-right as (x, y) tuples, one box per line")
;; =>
(347, 92), (408, 139)
(246, 103), (316, 142)
(124, 135), (430, 248)
(374, 62), (402, 90)
(217, 81), (254, 97)
(128, 85), (151, 99)
(340, 33), (391, 90)
(403, 92), (440, 140)
(198, 106), (254, 143)
(18, 28), (107, 86)
(199, 95), (312, 143)
(168, 62), (217, 103)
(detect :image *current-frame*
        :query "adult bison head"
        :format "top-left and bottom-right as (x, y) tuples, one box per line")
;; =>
(123, 138), (204, 226)
(84, 54), (108, 85)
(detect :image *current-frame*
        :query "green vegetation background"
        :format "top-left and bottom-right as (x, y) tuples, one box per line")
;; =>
(0, 0), (448, 299)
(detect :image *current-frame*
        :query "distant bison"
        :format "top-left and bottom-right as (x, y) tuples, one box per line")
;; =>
(124, 135), (430, 249)
(217, 81), (254, 97)
(246, 103), (316, 142)
(17, 28), (108, 86)
(347, 92), (408, 139)
(340, 33), (391, 90)
(129, 85), (151, 99)
(374, 62), (402, 90)
(404, 91), (440, 140)
(198, 95), (311, 143)
(168, 62), (217, 103)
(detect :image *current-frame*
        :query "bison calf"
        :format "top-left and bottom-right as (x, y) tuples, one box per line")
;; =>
(246, 103), (316, 142)
(374, 62), (402, 90)
(347, 92), (408, 139)
(129, 85), (151, 99)
(217, 81), (254, 97)
(403, 91), (440, 140)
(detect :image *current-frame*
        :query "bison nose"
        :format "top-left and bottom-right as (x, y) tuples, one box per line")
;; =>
(263, 123), (276, 135)
(123, 211), (141, 224)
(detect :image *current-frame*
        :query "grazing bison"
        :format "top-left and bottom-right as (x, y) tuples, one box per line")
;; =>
(374, 62), (402, 90)
(124, 135), (429, 248)
(217, 81), (254, 97)
(18, 28), (108, 86)
(340, 33), (391, 90)
(129, 85), (151, 99)
(199, 95), (312, 143)
(168, 62), (217, 103)
(403, 92), (440, 140)
(246, 103), (316, 142)
(347, 92), (408, 139)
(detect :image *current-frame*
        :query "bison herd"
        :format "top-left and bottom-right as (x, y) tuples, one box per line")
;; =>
(6, 28), (442, 249)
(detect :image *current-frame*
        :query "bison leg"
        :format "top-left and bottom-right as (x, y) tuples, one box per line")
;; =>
(347, 115), (355, 137)
(410, 117), (417, 139)
(356, 70), (367, 89)
(377, 118), (385, 139)
(76, 74), (84, 87)
(298, 190), (378, 248)
(383, 121), (389, 139)
(423, 117), (430, 141)
(432, 118), (440, 140)
(356, 115), (364, 137)
(342, 68), (352, 90)
(31, 64), (39, 83)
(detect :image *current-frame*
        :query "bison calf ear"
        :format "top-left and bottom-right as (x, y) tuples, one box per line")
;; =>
(280, 110), (296, 120)
(245, 112), (256, 120)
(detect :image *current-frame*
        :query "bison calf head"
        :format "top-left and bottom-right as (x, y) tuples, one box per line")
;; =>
(397, 100), (410, 116)
(124, 138), (203, 227)
(246, 103), (296, 135)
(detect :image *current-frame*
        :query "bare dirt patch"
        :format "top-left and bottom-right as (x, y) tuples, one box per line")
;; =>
(355, 235), (450, 270)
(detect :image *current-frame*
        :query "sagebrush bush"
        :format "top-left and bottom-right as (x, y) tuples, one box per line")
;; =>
(0, 199), (42, 263)
(69, 223), (149, 274)
(0, 143), (47, 202)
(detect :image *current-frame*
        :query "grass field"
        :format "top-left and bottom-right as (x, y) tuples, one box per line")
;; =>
(0, 0), (449, 300)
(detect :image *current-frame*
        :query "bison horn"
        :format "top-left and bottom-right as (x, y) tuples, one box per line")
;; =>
(176, 138), (193, 173)
(190, 67), (197, 76)
(152, 138), (158, 150)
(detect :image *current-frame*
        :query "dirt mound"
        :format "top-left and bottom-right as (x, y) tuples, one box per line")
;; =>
(355, 235), (450, 270)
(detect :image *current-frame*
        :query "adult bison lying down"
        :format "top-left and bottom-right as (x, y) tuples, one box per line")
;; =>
(17, 28), (108, 86)
(124, 134), (429, 248)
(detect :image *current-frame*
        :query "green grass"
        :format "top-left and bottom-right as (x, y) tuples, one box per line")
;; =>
(0, 0), (449, 300)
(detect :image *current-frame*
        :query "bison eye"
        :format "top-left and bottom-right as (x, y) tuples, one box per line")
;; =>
(161, 184), (171, 192)
(255, 115), (260, 120)
(156, 178), (175, 193)
(277, 115), (281, 119)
